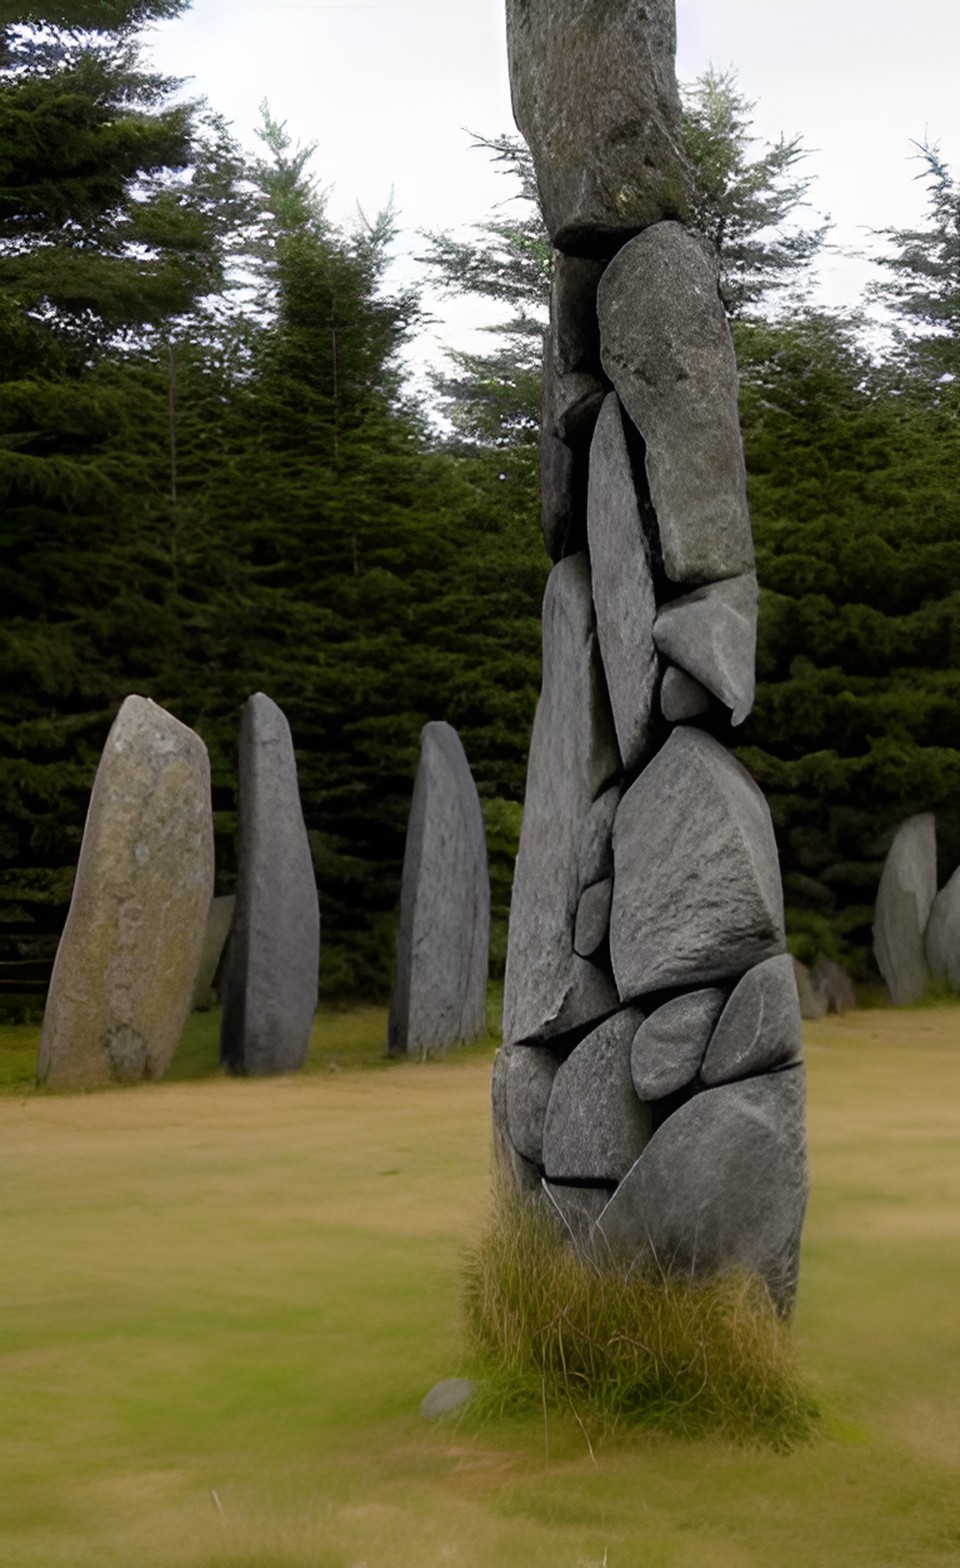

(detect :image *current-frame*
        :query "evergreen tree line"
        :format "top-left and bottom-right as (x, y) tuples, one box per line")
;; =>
(1, 8), (957, 1011)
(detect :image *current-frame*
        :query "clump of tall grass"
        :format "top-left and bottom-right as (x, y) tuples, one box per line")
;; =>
(461, 1179), (818, 1448)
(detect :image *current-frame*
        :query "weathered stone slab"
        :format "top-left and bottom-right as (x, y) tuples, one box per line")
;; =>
(587, 393), (659, 772)
(873, 813), (937, 1004)
(660, 665), (710, 723)
(925, 867), (960, 992)
(574, 878), (612, 959)
(653, 573), (758, 725)
(598, 222), (754, 586)
(543, 1179), (612, 1250)
(37, 696), (213, 1089)
(388, 722), (490, 1056)
(596, 1067), (809, 1314)
(192, 893), (235, 1011)
(503, 554), (620, 1045)
(220, 693), (319, 1075)
(792, 957), (827, 1021)
(542, 1008), (650, 1181)
(609, 726), (786, 999)
(506, 0), (689, 253)
(810, 957), (857, 1014)
(630, 988), (725, 1101)
(505, 1044), (560, 1165)
(701, 955), (803, 1087)
(491, 1044), (543, 1193)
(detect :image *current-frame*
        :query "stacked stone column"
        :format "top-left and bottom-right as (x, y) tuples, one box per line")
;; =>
(494, 0), (808, 1314)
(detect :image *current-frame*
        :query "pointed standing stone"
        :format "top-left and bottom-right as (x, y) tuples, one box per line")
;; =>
(873, 813), (937, 1005)
(37, 696), (213, 1089)
(220, 693), (319, 1075)
(388, 722), (490, 1055)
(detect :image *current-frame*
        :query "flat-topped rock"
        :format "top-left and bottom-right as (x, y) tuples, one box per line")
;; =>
(873, 813), (937, 1004)
(587, 393), (659, 772)
(505, 0), (689, 254)
(598, 222), (754, 586)
(630, 987), (725, 1101)
(925, 867), (960, 991)
(388, 722), (490, 1056)
(542, 1008), (650, 1182)
(220, 693), (319, 1075)
(653, 573), (758, 725)
(37, 696), (213, 1088)
(701, 955), (803, 1086)
(609, 726), (786, 1000)
(503, 554), (620, 1045)
(597, 1066), (809, 1315)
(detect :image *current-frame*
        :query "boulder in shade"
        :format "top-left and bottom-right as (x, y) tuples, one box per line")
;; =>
(388, 722), (490, 1056)
(543, 1179), (612, 1250)
(552, 253), (607, 373)
(630, 987), (725, 1101)
(597, 1067), (809, 1315)
(598, 222), (754, 586)
(609, 726), (786, 1000)
(491, 1044), (544, 1194)
(653, 573), (757, 725)
(873, 813), (937, 1004)
(542, 1008), (650, 1181)
(503, 554), (620, 1045)
(660, 665), (710, 723)
(505, 1044), (560, 1165)
(220, 693), (319, 1075)
(925, 867), (960, 991)
(191, 893), (235, 1011)
(810, 957), (857, 1014)
(574, 878), (613, 959)
(587, 393), (659, 772)
(700, 955), (803, 1086)
(37, 696), (213, 1088)
(505, 0), (689, 254)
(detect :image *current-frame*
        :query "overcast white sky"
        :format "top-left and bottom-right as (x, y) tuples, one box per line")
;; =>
(149, 0), (960, 373)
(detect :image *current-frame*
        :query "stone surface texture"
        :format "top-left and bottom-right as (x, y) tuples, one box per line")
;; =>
(660, 665), (710, 722)
(598, 222), (754, 586)
(503, 554), (620, 1046)
(925, 867), (960, 991)
(587, 392), (660, 771)
(220, 693), (319, 1076)
(597, 1067), (809, 1314)
(387, 722), (490, 1056)
(543, 1180), (612, 1249)
(653, 572), (758, 725)
(700, 955), (803, 1086)
(505, 0), (690, 253)
(192, 893), (235, 1011)
(577, 786), (620, 887)
(505, 1043), (560, 1165)
(609, 726), (786, 999)
(574, 878), (613, 958)
(37, 696), (213, 1088)
(491, 1044), (544, 1194)
(630, 987), (725, 1101)
(873, 813), (937, 1004)
(541, 1008), (650, 1181)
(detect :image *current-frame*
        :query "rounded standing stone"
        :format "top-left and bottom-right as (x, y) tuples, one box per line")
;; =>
(925, 866), (960, 991)
(37, 695), (214, 1089)
(873, 813), (937, 1004)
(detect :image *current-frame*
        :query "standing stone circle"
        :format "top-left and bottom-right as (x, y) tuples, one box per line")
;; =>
(37, 695), (214, 1089)
(220, 693), (319, 1075)
(388, 721), (490, 1056)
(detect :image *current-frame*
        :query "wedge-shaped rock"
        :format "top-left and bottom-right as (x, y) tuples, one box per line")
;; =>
(873, 813), (937, 1005)
(491, 1044), (544, 1195)
(587, 393), (659, 771)
(609, 727), (786, 999)
(388, 722), (490, 1056)
(660, 665), (710, 723)
(596, 1067), (809, 1315)
(574, 878), (612, 959)
(598, 223), (754, 586)
(37, 696), (213, 1088)
(701, 955), (803, 1086)
(653, 573), (757, 725)
(505, 0), (689, 253)
(505, 1044), (560, 1165)
(542, 1008), (650, 1182)
(220, 693), (319, 1075)
(192, 893), (235, 1011)
(925, 867), (960, 992)
(630, 988), (725, 1101)
(503, 555), (620, 1045)
(543, 1179), (612, 1250)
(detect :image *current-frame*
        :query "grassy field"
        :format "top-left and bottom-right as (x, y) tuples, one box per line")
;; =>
(2, 1001), (959, 1567)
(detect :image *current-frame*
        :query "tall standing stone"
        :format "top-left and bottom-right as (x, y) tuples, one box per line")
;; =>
(388, 722), (490, 1055)
(37, 696), (213, 1089)
(220, 693), (319, 1075)
(873, 813), (937, 1005)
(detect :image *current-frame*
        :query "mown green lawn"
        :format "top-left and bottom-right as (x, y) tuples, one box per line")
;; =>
(1, 1001), (958, 1567)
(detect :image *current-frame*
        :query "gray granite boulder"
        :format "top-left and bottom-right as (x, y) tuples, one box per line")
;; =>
(630, 988), (725, 1101)
(925, 867), (960, 991)
(388, 722), (490, 1056)
(810, 956), (857, 1014)
(577, 785), (620, 887)
(587, 393), (659, 772)
(609, 726), (786, 1000)
(596, 1066), (809, 1314)
(541, 1008), (650, 1182)
(220, 693), (320, 1075)
(505, 1043), (560, 1165)
(873, 813), (937, 1004)
(660, 665), (711, 723)
(503, 554), (620, 1046)
(653, 573), (758, 726)
(191, 893), (235, 1011)
(701, 955), (803, 1086)
(491, 1044), (544, 1194)
(598, 222), (754, 586)
(505, 0), (689, 254)
(792, 958), (827, 1021)
(37, 696), (213, 1089)
(543, 1179), (611, 1250)
(574, 878), (613, 959)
